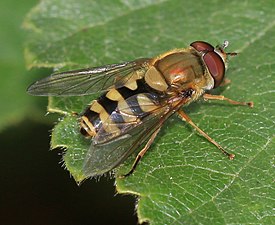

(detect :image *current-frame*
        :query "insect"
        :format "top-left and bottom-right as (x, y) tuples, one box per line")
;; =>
(28, 40), (253, 178)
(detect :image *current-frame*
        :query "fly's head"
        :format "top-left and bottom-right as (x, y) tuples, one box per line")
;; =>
(191, 40), (237, 89)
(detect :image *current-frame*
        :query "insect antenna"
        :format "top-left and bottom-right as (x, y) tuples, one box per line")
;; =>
(226, 52), (238, 57)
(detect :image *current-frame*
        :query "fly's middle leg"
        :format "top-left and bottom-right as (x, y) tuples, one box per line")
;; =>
(177, 109), (235, 159)
(203, 93), (253, 107)
(119, 126), (162, 178)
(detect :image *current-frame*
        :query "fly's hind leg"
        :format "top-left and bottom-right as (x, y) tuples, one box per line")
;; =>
(119, 126), (162, 178)
(177, 110), (235, 159)
(203, 93), (254, 108)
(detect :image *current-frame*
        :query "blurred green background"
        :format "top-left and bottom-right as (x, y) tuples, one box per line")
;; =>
(0, 1), (137, 224)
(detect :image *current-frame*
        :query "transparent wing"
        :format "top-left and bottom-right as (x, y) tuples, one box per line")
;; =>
(82, 105), (171, 177)
(94, 93), (164, 144)
(82, 89), (195, 177)
(27, 58), (150, 96)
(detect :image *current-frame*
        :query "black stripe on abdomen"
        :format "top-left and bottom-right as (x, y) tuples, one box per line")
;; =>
(97, 93), (125, 124)
(97, 94), (118, 115)
(117, 79), (149, 99)
(125, 95), (144, 117)
(117, 79), (159, 117)
(83, 109), (101, 129)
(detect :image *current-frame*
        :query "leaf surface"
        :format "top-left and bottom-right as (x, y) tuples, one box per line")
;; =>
(24, 1), (275, 224)
(0, 0), (49, 131)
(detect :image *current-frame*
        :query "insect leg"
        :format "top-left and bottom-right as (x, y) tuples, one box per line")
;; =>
(119, 126), (162, 178)
(203, 93), (253, 107)
(219, 78), (231, 87)
(177, 109), (235, 160)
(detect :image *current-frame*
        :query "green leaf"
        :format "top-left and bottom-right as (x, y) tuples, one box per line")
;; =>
(0, 0), (50, 131)
(24, 0), (274, 224)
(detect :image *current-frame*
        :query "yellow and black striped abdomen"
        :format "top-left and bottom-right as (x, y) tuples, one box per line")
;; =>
(80, 78), (163, 139)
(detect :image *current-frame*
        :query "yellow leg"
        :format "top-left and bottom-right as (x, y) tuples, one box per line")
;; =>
(119, 126), (162, 178)
(203, 93), (253, 107)
(177, 110), (235, 160)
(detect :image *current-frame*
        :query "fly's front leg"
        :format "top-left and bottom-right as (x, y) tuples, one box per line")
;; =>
(119, 126), (162, 178)
(203, 93), (254, 108)
(177, 110), (235, 160)
(220, 78), (231, 87)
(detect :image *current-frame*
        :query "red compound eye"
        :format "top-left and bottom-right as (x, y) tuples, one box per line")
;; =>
(190, 41), (225, 88)
(190, 41), (214, 52)
(203, 51), (225, 88)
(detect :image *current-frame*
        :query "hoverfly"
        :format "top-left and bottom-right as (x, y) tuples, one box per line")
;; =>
(28, 41), (253, 178)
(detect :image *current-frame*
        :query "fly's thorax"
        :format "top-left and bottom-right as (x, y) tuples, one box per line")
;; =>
(156, 50), (200, 86)
(149, 48), (214, 92)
